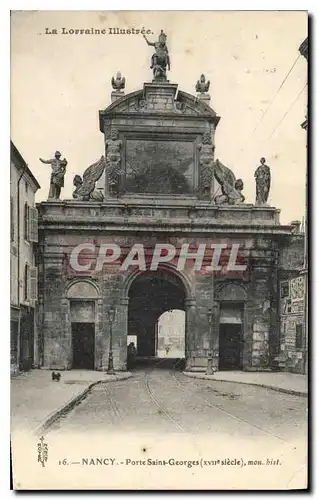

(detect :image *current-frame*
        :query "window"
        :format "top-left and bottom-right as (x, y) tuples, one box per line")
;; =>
(24, 263), (29, 301)
(295, 324), (303, 349)
(280, 281), (290, 298)
(10, 197), (14, 242)
(23, 264), (37, 303)
(25, 181), (28, 193)
(28, 207), (38, 243)
(24, 203), (29, 241)
(29, 267), (38, 301)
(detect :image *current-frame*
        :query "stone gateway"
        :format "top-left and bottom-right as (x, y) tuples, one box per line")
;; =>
(37, 38), (303, 373)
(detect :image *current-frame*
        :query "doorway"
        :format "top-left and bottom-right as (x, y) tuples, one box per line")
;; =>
(72, 322), (95, 369)
(19, 307), (34, 371)
(218, 302), (244, 370)
(219, 324), (243, 370)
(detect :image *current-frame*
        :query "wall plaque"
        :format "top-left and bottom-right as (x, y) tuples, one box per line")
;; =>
(125, 139), (195, 194)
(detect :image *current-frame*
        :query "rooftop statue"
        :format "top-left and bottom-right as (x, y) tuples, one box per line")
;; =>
(143, 30), (170, 81)
(111, 71), (125, 91)
(39, 151), (67, 200)
(196, 74), (210, 94)
(214, 159), (245, 205)
(255, 157), (271, 205)
(72, 156), (106, 201)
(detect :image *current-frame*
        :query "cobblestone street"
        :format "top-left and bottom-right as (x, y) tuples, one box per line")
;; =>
(49, 365), (307, 446)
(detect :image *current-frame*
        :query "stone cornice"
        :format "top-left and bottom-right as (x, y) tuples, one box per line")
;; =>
(36, 200), (298, 237)
(37, 199), (280, 211)
(99, 110), (218, 129)
(37, 219), (295, 236)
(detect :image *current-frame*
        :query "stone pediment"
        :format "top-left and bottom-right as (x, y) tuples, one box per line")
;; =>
(99, 83), (219, 124)
(98, 81), (221, 199)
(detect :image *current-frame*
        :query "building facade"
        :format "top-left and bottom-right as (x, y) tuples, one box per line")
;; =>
(275, 231), (306, 373)
(274, 37), (308, 375)
(36, 68), (305, 373)
(10, 142), (40, 374)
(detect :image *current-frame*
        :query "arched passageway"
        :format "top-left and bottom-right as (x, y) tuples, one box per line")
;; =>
(127, 269), (186, 359)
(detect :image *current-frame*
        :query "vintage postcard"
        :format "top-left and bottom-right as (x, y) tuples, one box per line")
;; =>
(10, 10), (308, 490)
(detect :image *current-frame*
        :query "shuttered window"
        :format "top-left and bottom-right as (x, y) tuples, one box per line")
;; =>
(24, 263), (29, 300)
(29, 266), (38, 301)
(28, 207), (38, 243)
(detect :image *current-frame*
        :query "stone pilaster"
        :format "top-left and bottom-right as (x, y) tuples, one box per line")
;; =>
(268, 251), (279, 365)
(189, 273), (215, 370)
(95, 298), (104, 370)
(113, 298), (129, 370)
(33, 296), (43, 368)
(250, 261), (271, 369)
(98, 273), (128, 371)
(243, 298), (254, 369)
(184, 298), (196, 370)
(42, 253), (67, 369)
(211, 301), (220, 371)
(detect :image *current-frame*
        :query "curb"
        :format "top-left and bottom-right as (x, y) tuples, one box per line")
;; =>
(182, 372), (308, 397)
(34, 372), (133, 437)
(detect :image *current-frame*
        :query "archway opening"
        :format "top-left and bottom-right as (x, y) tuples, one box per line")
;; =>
(127, 268), (186, 368)
(156, 309), (185, 358)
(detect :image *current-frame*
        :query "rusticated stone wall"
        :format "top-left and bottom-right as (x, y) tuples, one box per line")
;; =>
(37, 207), (287, 372)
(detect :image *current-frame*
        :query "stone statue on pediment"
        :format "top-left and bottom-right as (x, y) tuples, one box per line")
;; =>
(39, 151), (67, 200)
(72, 156), (105, 201)
(111, 71), (125, 91)
(196, 74), (210, 94)
(214, 159), (245, 205)
(255, 157), (271, 205)
(143, 30), (170, 81)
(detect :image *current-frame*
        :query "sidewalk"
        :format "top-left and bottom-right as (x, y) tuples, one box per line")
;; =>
(183, 371), (308, 396)
(11, 369), (132, 434)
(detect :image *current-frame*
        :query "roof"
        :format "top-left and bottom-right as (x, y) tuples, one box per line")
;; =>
(10, 141), (41, 189)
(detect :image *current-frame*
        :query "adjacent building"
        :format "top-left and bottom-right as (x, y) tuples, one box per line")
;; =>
(10, 141), (40, 374)
(276, 229), (306, 373)
(275, 37), (308, 375)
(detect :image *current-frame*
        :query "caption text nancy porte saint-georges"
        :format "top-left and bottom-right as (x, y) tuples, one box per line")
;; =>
(44, 27), (154, 35)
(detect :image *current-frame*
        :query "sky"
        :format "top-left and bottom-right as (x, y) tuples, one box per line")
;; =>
(10, 10), (308, 224)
